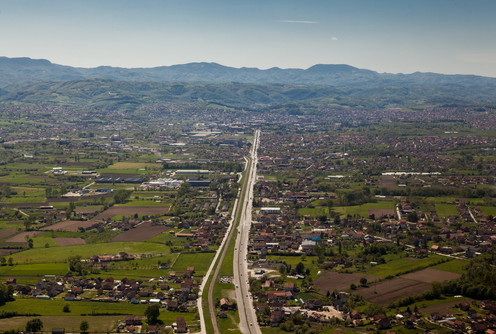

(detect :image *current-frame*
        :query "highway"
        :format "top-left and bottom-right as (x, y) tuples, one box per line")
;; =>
(198, 130), (260, 334)
(234, 129), (262, 334)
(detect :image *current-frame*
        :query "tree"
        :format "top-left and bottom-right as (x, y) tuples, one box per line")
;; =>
(0, 283), (15, 305)
(26, 318), (43, 333)
(63, 303), (70, 313)
(145, 304), (160, 324)
(360, 278), (368, 286)
(28, 238), (34, 249)
(80, 320), (89, 333)
(113, 189), (132, 204)
(406, 212), (419, 223)
(67, 255), (89, 275)
(7, 257), (13, 266)
(295, 262), (305, 275)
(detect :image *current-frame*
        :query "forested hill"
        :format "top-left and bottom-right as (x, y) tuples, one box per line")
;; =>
(1, 56), (496, 89)
(1, 56), (496, 111)
(1, 79), (496, 112)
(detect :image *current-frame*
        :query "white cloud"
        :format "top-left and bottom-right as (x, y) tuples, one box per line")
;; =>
(279, 20), (318, 24)
(331, 36), (338, 41)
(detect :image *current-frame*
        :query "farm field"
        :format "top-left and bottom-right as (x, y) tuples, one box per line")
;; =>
(314, 271), (379, 293)
(0, 228), (17, 239)
(356, 268), (461, 305)
(0, 299), (198, 331)
(6, 231), (43, 243)
(107, 162), (162, 170)
(420, 297), (473, 315)
(111, 221), (168, 242)
(363, 254), (446, 277)
(10, 242), (168, 263)
(333, 201), (395, 218)
(0, 262), (68, 277)
(173, 252), (215, 275)
(401, 268), (460, 283)
(355, 277), (431, 305)
(0, 315), (122, 333)
(435, 203), (459, 217)
(41, 220), (99, 232)
(479, 205), (496, 216)
(54, 237), (86, 246)
(430, 259), (467, 274)
(94, 205), (170, 220)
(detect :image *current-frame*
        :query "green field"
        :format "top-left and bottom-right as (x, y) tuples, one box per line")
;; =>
(117, 200), (170, 206)
(11, 242), (168, 263)
(365, 254), (445, 277)
(479, 205), (496, 216)
(107, 162), (162, 170)
(333, 201), (395, 218)
(298, 207), (329, 217)
(173, 252), (215, 275)
(431, 259), (468, 274)
(435, 203), (459, 217)
(0, 299), (198, 331)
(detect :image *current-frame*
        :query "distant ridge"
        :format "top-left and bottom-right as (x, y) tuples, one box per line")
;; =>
(1, 56), (495, 89)
(1, 56), (496, 111)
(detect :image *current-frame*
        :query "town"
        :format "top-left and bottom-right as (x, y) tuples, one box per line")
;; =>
(0, 102), (495, 334)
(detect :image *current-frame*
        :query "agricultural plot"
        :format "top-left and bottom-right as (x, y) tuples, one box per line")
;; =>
(298, 207), (328, 217)
(94, 205), (170, 220)
(479, 205), (496, 216)
(74, 205), (104, 214)
(54, 237), (86, 246)
(11, 242), (167, 263)
(368, 209), (396, 218)
(6, 231), (43, 243)
(173, 252), (215, 275)
(314, 272), (379, 293)
(356, 268), (460, 305)
(0, 262), (68, 277)
(435, 203), (459, 217)
(41, 220), (99, 232)
(420, 298), (473, 315)
(401, 268), (460, 283)
(0, 298), (197, 323)
(431, 259), (467, 274)
(111, 221), (168, 242)
(107, 162), (162, 170)
(333, 201), (395, 218)
(364, 254), (445, 277)
(0, 315), (123, 333)
(356, 278), (431, 305)
(0, 228), (17, 239)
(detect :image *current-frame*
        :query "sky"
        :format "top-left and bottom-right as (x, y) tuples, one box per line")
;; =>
(1, 0), (495, 77)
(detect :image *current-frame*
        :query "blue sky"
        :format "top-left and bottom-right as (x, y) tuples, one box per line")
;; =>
(1, 0), (495, 76)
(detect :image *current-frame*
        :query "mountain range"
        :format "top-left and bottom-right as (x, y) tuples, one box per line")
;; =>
(0, 56), (495, 110)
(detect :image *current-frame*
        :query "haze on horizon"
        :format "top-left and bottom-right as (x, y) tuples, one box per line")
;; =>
(1, 0), (495, 77)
